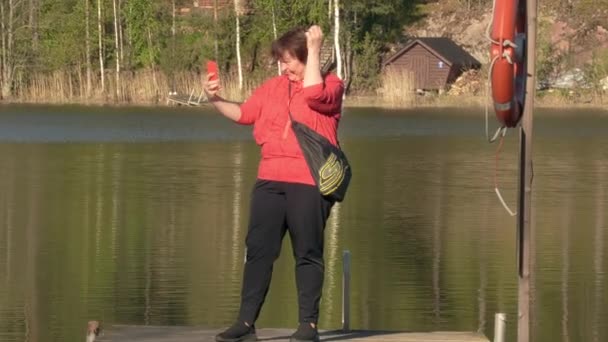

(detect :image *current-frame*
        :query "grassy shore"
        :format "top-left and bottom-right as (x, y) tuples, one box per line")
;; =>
(2, 70), (259, 106)
(4, 90), (606, 110)
(346, 93), (607, 109)
(1, 69), (606, 110)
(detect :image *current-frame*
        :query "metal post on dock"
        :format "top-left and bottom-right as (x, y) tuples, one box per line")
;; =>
(493, 313), (506, 342)
(342, 250), (351, 332)
(517, 0), (537, 342)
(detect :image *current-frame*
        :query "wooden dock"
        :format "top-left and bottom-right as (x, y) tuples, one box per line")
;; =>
(96, 325), (490, 342)
(94, 252), (493, 342)
(167, 89), (207, 106)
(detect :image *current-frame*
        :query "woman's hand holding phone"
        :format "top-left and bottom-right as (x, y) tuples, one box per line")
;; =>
(204, 60), (221, 99)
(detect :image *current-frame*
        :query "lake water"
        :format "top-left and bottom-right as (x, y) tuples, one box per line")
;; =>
(0, 104), (606, 342)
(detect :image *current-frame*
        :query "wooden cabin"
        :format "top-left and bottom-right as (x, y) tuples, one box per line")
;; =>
(383, 37), (481, 91)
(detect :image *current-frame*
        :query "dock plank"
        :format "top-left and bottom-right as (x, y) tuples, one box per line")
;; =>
(97, 326), (489, 342)
(167, 94), (207, 106)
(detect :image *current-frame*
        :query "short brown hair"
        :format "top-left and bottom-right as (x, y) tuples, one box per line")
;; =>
(271, 27), (308, 64)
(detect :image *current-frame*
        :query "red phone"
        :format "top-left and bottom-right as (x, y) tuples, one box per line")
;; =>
(207, 61), (218, 81)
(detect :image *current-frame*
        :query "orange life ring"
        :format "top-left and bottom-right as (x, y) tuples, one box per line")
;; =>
(490, 0), (527, 128)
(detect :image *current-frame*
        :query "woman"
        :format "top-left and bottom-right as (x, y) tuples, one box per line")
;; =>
(205, 25), (344, 342)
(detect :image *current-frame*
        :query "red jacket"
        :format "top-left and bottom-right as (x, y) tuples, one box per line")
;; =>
(238, 73), (344, 185)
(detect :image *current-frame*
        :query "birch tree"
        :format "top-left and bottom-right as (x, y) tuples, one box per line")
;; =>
(0, 1), (6, 98)
(271, 1), (280, 75)
(171, 0), (175, 42)
(0, 0), (30, 98)
(170, 0), (175, 92)
(124, 0), (162, 69)
(97, 0), (105, 92)
(0, 0), (20, 99)
(118, 0), (123, 64)
(112, 0), (120, 98)
(338, 0), (417, 92)
(85, 0), (92, 96)
(147, 28), (157, 91)
(234, 0), (244, 90)
(213, 0), (219, 63)
(334, 0), (342, 80)
(29, 0), (39, 52)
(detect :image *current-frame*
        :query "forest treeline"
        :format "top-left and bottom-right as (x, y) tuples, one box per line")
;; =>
(1, 0), (606, 105)
(0, 0), (424, 104)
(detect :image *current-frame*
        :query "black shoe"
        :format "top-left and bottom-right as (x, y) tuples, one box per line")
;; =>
(215, 321), (257, 342)
(289, 323), (320, 342)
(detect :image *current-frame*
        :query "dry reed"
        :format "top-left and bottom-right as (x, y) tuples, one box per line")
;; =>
(12, 69), (257, 105)
(7, 68), (606, 109)
(378, 68), (417, 107)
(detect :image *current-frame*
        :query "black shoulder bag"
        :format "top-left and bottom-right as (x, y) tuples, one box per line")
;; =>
(288, 82), (352, 202)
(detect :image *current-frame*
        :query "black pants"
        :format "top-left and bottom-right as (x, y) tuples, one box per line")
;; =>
(237, 180), (334, 325)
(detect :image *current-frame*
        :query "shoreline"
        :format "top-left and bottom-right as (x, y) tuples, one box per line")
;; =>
(1, 94), (606, 111)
